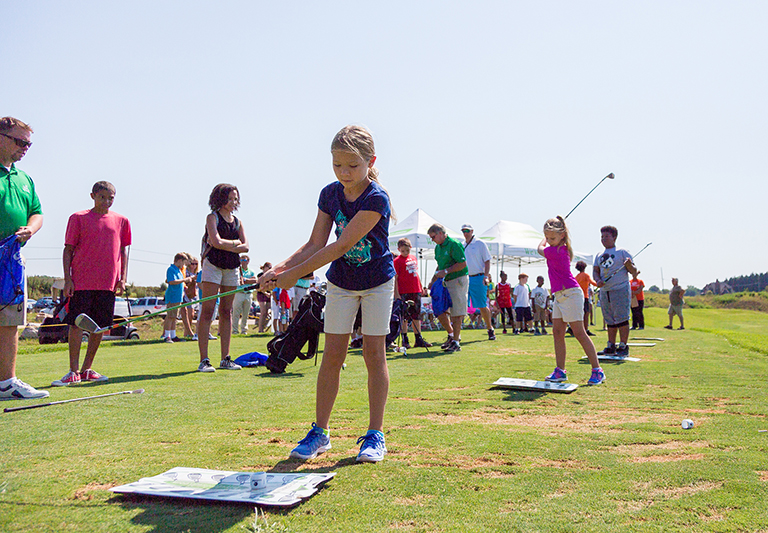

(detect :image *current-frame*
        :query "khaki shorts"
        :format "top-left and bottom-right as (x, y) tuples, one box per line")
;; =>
(551, 287), (585, 323)
(201, 258), (239, 287)
(324, 278), (395, 336)
(668, 303), (684, 317)
(445, 275), (469, 317)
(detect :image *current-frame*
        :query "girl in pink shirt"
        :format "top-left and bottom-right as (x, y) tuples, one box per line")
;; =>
(537, 216), (603, 386)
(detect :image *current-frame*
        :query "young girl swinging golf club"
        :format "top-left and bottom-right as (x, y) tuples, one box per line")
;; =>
(260, 125), (395, 463)
(538, 216), (605, 385)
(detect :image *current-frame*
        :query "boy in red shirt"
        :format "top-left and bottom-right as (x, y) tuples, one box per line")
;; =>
(393, 238), (431, 348)
(53, 181), (131, 386)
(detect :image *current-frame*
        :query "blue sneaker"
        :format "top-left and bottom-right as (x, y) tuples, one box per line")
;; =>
(356, 431), (387, 463)
(587, 368), (606, 385)
(289, 423), (331, 460)
(545, 367), (567, 382)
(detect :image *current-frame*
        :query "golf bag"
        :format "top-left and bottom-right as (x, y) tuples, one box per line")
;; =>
(266, 290), (326, 374)
(39, 299), (69, 344)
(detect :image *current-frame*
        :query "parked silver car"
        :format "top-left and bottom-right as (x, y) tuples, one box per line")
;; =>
(130, 296), (166, 316)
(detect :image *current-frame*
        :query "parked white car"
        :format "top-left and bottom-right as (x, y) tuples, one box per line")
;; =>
(130, 296), (166, 316)
(114, 297), (131, 317)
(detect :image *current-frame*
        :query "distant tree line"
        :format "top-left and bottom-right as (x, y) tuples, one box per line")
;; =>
(722, 272), (768, 293)
(27, 275), (164, 300)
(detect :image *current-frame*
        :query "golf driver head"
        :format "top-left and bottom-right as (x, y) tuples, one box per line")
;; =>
(74, 313), (100, 333)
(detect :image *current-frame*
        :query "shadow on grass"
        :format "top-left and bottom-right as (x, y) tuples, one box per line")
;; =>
(575, 358), (634, 366)
(110, 494), (252, 533)
(102, 371), (198, 385)
(269, 456), (359, 473)
(256, 370), (307, 379)
(491, 388), (547, 401)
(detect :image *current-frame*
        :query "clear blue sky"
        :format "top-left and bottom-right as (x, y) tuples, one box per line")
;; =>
(5, 1), (766, 290)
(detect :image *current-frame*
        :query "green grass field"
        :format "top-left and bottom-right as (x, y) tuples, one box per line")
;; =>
(2, 307), (768, 532)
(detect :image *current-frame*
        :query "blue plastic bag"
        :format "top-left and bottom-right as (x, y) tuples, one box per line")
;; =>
(430, 278), (453, 317)
(0, 235), (24, 307)
(234, 351), (269, 367)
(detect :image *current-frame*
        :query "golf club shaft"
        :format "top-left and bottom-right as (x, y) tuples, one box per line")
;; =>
(601, 242), (650, 284)
(634, 242), (652, 258)
(564, 173), (614, 219)
(3, 389), (144, 413)
(94, 283), (259, 333)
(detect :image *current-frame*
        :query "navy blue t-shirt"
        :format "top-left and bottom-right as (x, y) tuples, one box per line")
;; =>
(318, 180), (395, 291)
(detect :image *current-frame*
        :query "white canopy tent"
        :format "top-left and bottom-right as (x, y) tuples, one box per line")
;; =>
(388, 209), (462, 281)
(477, 220), (594, 278)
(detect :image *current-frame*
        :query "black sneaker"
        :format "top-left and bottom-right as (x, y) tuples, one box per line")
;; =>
(440, 336), (454, 349)
(350, 337), (363, 349)
(616, 344), (629, 357)
(586, 330), (596, 336)
(488, 329), (496, 341)
(444, 340), (461, 353)
(598, 344), (616, 356)
(413, 335), (432, 348)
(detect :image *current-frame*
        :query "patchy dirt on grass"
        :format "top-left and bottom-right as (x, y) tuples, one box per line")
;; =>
(629, 453), (706, 463)
(388, 519), (442, 532)
(612, 440), (710, 455)
(529, 457), (600, 471)
(757, 471), (768, 481)
(393, 494), (437, 506)
(71, 482), (118, 500)
(416, 408), (675, 432)
(634, 480), (723, 498)
(389, 448), (518, 470)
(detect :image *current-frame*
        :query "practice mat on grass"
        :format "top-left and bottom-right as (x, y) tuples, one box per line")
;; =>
(627, 342), (655, 347)
(111, 467), (335, 506)
(492, 377), (578, 393)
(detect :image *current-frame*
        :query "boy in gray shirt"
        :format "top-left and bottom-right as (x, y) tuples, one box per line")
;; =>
(593, 225), (637, 357)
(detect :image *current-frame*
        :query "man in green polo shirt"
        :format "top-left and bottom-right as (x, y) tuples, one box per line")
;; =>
(428, 223), (468, 353)
(0, 116), (48, 401)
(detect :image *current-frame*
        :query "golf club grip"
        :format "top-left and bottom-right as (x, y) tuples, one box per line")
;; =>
(4, 402), (50, 413)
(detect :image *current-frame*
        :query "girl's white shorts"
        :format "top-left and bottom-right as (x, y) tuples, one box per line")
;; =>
(551, 286), (585, 323)
(324, 278), (395, 336)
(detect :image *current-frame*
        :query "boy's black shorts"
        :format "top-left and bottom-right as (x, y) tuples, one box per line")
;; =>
(64, 290), (116, 329)
(514, 306), (533, 322)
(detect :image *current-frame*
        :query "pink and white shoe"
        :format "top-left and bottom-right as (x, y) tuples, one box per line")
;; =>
(81, 369), (109, 382)
(52, 370), (81, 387)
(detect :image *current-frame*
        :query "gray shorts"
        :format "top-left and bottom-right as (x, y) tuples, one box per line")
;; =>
(599, 286), (631, 327)
(668, 303), (684, 317)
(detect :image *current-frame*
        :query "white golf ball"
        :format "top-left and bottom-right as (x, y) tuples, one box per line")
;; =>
(681, 419), (694, 430)
(342, 363), (346, 369)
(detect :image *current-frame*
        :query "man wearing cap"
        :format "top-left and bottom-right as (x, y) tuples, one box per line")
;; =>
(0, 117), (49, 401)
(461, 224), (495, 341)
